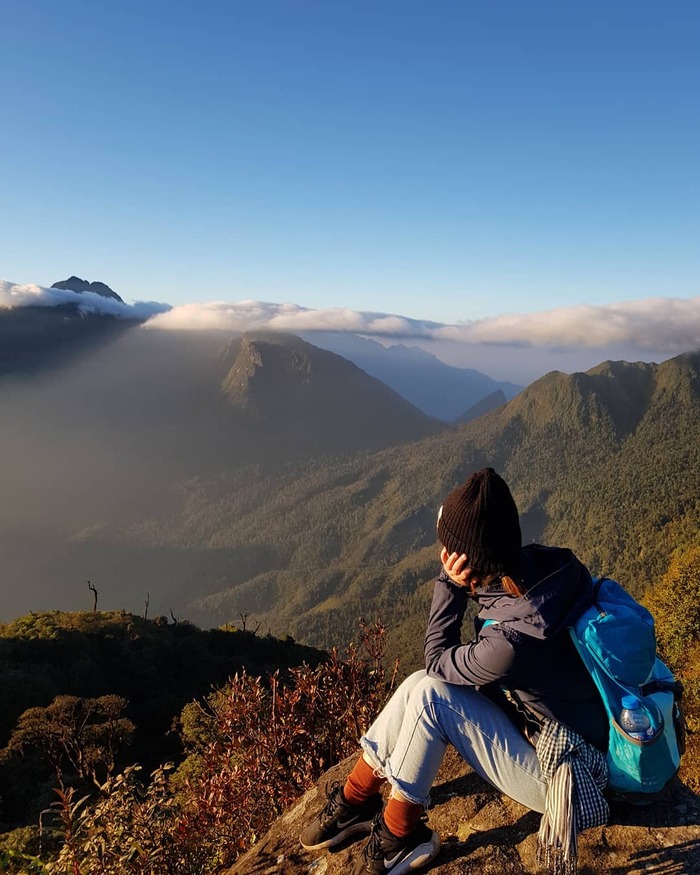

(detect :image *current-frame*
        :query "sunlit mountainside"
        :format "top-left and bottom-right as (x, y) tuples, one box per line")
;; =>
(138, 350), (700, 665)
(1, 296), (699, 671)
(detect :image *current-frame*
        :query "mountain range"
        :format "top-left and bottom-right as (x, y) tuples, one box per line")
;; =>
(0, 306), (446, 622)
(1, 296), (699, 672)
(301, 331), (521, 421)
(147, 350), (700, 665)
(1, 284), (519, 424)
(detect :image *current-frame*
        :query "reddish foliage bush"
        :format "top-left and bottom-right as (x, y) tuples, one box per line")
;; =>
(43, 620), (396, 872)
(177, 619), (397, 860)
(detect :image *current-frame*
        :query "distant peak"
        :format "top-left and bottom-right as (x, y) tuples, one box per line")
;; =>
(51, 276), (124, 303)
(454, 389), (507, 424)
(386, 343), (439, 364)
(222, 334), (315, 410)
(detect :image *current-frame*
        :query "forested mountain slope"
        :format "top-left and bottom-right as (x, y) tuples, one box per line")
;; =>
(219, 332), (442, 455)
(114, 351), (700, 662)
(2, 326), (698, 662)
(0, 329), (441, 620)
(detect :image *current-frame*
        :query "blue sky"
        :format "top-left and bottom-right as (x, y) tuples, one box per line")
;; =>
(2, 0), (699, 335)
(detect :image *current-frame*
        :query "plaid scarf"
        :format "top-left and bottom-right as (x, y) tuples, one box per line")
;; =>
(535, 718), (609, 875)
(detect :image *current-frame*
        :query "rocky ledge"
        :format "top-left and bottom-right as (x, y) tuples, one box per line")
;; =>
(225, 748), (700, 874)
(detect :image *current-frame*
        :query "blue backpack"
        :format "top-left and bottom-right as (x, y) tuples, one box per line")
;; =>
(569, 577), (685, 800)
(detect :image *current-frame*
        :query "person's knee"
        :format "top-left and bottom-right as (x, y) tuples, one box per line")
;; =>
(410, 674), (485, 716)
(384, 670), (428, 712)
(399, 669), (428, 694)
(409, 673), (455, 709)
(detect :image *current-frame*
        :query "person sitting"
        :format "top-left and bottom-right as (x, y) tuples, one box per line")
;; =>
(300, 467), (610, 874)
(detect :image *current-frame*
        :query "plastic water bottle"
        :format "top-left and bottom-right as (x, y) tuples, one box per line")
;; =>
(620, 695), (652, 740)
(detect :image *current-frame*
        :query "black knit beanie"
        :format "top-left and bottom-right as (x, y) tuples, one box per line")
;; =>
(437, 468), (522, 576)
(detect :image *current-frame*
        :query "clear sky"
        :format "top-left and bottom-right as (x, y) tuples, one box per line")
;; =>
(2, 0), (699, 329)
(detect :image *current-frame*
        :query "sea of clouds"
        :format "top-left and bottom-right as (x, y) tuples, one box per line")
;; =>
(146, 296), (700, 355)
(3, 279), (700, 356)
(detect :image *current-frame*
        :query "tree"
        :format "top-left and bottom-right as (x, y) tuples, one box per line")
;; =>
(1, 695), (134, 790)
(87, 581), (98, 613)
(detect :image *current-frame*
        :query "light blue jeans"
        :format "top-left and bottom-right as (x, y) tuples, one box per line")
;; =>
(360, 670), (547, 812)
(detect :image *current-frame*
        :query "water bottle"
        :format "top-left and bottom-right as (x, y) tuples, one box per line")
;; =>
(620, 695), (653, 740)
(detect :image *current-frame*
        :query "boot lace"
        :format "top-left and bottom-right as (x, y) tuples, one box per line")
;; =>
(319, 781), (345, 824)
(361, 812), (386, 863)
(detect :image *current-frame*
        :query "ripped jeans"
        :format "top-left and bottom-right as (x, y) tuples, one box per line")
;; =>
(360, 670), (547, 812)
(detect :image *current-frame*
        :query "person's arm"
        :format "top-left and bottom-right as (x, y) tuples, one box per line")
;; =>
(424, 567), (516, 687)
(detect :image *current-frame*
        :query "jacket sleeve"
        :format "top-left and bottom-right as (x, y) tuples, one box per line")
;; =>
(424, 571), (516, 687)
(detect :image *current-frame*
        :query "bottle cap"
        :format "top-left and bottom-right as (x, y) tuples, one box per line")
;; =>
(621, 694), (640, 710)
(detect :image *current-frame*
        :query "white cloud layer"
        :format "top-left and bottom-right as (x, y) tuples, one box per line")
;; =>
(145, 299), (439, 337)
(0, 281), (170, 321)
(146, 295), (700, 355)
(4, 278), (699, 356)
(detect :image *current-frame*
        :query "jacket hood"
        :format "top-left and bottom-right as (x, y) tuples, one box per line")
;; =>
(477, 544), (594, 639)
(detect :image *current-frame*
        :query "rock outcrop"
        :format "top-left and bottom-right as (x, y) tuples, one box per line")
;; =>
(226, 748), (700, 874)
(51, 276), (124, 302)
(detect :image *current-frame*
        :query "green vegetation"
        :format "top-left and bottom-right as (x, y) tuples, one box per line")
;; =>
(123, 350), (700, 669)
(1, 568), (697, 873)
(0, 611), (323, 835)
(5, 340), (700, 669)
(3, 694), (134, 789)
(643, 545), (700, 790)
(0, 617), (392, 874)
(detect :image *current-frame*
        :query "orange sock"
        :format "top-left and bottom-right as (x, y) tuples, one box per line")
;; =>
(343, 756), (385, 806)
(383, 795), (423, 837)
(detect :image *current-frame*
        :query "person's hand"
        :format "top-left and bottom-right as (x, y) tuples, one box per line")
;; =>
(440, 547), (477, 588)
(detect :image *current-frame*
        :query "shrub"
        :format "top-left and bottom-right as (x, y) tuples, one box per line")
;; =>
(46, 768), (209, 875)
(175, 618), (396, 863)
(0, 826), (52, 874)
(643, 545), (700, 790)
(43, 620), (396, 872)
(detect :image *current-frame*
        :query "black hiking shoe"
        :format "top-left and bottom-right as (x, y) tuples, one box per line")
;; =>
(351, 812), (440, 874)
(300, 782), (383, 851)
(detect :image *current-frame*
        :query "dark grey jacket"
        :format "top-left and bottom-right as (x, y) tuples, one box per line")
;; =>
(424, 544), (608, 750)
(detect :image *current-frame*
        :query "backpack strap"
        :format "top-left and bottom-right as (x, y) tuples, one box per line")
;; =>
(640, 678), (684, 699)
(478, 617), (543, 743)
(591, 577), (606, 611)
